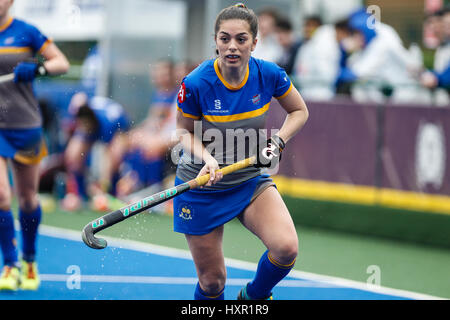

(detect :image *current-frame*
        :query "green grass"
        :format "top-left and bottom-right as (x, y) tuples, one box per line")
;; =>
(38, 199), (450, 299)
(284, 197), (450, 248)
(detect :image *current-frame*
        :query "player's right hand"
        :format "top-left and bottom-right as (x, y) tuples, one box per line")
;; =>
(197, 157), (223, 186)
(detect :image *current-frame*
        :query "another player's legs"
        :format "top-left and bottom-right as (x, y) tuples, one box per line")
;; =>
(11, 160), (42, 290)
(63, 136), (92, 210)
(0, 156), (20, 290)
(185, 226), (226, 300)
(238, 186), (298, 300)
(102, 133), (128, 195)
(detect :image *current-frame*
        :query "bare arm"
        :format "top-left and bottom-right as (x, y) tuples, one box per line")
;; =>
(40, 42), (70, 75)
(275, 86), (309, 143)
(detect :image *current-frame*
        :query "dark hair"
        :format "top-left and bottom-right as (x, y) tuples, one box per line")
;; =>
(276, 16), (293, 32)
(334, 18), (350, 31)
(214, 3), (259, 39)
(77, 104), (100, 131)
(304, 15), (323, 26)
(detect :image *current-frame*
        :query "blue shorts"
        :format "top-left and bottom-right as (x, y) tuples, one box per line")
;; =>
(122, 150), (164, 186)
(173, 174), (274, 235)
(0, 128), (47, 165)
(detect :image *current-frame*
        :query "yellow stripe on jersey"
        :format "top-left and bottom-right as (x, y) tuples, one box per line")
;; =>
(214, 59), (249, 90)
(0, 47), (32, 55)
(203, 102), (270, 123)
(275, 82), (293, 99)
(38, 39), (53, 54)
(176, 104), (201, 120)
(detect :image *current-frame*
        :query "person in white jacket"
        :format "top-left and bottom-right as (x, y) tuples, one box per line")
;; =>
(292, 23), (340, 101)
(343, 9), (431, 105)
(251, 7), (283, 63)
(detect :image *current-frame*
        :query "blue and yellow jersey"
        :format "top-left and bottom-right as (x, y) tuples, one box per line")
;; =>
(177, 57), (292, 122)
(0, 17), (52, 129)
(87, 96), (130, 144)
(176, 57), (292, 188)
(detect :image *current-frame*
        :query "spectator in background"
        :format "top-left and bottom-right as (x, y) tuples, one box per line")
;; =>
(293, 15), (345, 101)
(421, 7), (450, 105)
(62, 93), (130, 211)
(116, 60), (179, 198)
(302, 15), (322, 41)
(423, 9), (445, 49)
(251, 7), (283, 62)
(274, 16), (302, 76)
(334, 19), (354, 94)
(339, 8), (429, 104)
(174, 59), (197, 87)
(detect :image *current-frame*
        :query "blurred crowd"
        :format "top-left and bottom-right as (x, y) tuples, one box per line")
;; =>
(256, 5), (450, 106)
(39, 5), (450, 213)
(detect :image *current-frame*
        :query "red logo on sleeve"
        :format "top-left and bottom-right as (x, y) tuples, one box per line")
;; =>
(178, 82), (186, 104)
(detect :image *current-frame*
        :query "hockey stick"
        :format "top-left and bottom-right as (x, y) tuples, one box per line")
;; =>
(0, 73), (14, 84)
(82, 156), (256, 249)
(0, 59), (47, 84)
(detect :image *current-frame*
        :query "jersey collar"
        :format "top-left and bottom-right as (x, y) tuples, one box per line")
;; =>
(0, 16), (13, 32)
(214, 58), (249, 90)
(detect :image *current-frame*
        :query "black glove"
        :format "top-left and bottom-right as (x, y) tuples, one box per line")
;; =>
(254, 135), (286, 169)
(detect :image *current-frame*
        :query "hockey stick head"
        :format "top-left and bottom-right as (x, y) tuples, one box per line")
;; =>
(0, 73), (14, 84)
(82, 222), (108, 249)
(80, 157), (257, 250)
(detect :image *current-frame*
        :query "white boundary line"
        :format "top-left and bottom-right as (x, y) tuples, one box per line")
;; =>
(39, 224), (446, 300)
(40, 274), (338, 288)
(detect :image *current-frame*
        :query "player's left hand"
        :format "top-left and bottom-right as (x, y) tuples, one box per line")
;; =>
(254, 135), (286, 169)
(13, 60), (47, 83)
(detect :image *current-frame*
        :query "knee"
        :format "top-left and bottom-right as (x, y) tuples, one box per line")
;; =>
(198, 269), (227, 294)
(64, 153), (83, 172)
(17, 194), (39, 213)
(270, 237), (298, 266)
(64, 143), (88, 172)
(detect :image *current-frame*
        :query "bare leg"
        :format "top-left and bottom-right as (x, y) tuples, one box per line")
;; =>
(102, 133), (128, 192)
(240, 186), (298, 264)
(0, 157), (12, 210)
(185, 226), (227, 297)
(64, 136), (92, 201)
(11, 160), (40, 212)
(238, 186), (298, 299)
